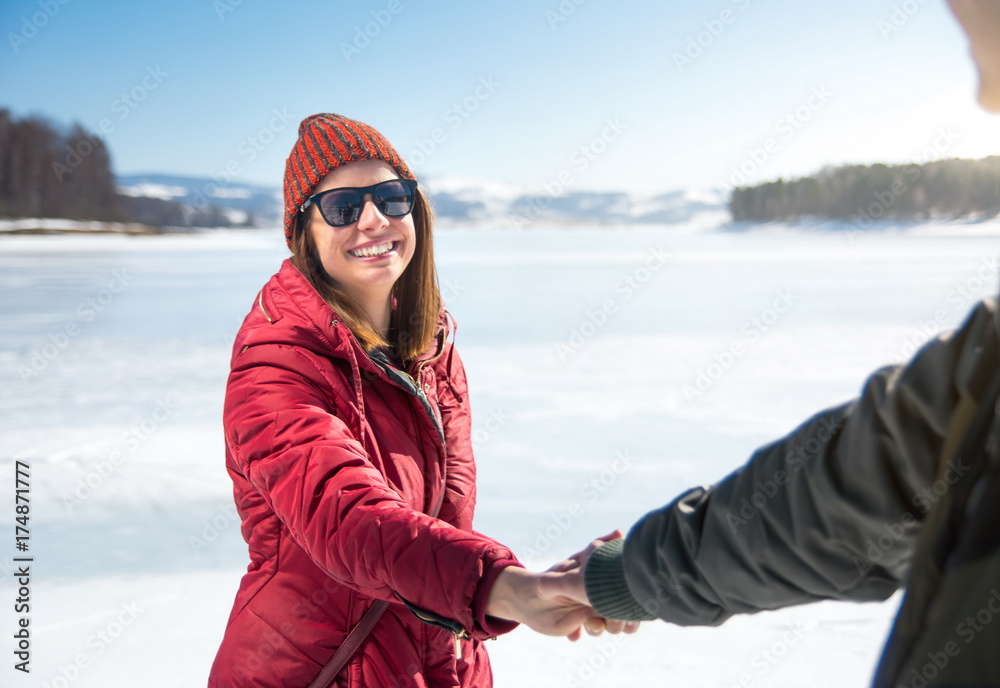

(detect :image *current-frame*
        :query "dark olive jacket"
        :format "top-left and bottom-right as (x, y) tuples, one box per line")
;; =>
(585, 297), (1000, 687)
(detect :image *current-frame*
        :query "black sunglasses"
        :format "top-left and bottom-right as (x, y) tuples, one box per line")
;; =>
(300, 179), (418, 227)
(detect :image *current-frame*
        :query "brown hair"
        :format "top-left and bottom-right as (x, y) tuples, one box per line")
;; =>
(290, 187), (441, 362)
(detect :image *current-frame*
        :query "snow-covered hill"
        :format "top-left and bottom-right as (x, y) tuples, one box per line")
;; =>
(423, 177), (728, 227)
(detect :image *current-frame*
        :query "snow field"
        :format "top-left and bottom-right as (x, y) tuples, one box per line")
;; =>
(3, 222), (999, 685)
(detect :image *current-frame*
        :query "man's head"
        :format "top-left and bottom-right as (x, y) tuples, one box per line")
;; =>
(948, 0), (1000, 112)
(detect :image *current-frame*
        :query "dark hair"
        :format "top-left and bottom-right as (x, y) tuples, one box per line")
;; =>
(290, 187), (441, 362)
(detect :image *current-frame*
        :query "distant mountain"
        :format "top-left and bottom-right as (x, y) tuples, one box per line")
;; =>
(117, 173), (283, 227)
(423, 177), (726, 227)
(116, 173), (727, 229)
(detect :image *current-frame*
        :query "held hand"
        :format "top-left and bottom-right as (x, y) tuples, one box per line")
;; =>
(537, 529), (623, 605)
(536, 530), (642, 637)
(486, 566), (599, 641)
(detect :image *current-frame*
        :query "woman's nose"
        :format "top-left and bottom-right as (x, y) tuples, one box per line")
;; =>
(356, 196), (389, 231)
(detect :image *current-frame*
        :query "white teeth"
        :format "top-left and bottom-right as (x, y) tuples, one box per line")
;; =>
(351, 241), (395, 258)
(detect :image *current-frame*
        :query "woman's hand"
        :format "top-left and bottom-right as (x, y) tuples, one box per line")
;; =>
(486, 566), (599, 641)
(535, 530), (642, 636)
(486, 530), (642, 640)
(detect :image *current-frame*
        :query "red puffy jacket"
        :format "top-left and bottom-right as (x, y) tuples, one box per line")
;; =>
(209, 259), (520, 688)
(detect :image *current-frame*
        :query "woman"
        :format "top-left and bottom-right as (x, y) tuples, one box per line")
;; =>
(207, 113), (601, 688)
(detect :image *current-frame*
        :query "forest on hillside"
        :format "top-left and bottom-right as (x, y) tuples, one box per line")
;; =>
(0, 110), (249, 228)
(729, 157), (1000, 225)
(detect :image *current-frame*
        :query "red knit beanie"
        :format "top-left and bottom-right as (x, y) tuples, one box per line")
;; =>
(283, 113), (414, 249)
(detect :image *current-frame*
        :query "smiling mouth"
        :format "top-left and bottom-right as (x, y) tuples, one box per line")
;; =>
(349, 241), (398, 258)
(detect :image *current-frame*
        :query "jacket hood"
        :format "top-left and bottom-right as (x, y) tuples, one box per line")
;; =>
(231, 259), (450, 376)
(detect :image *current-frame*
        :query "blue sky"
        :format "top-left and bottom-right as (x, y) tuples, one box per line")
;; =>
(2, 0), (999, 196)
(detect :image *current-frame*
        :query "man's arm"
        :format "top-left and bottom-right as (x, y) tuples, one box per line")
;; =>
(567, 298), (1000, 624)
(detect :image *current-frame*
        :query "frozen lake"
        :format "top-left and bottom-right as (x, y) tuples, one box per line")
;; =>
(2, 221), (999, 687)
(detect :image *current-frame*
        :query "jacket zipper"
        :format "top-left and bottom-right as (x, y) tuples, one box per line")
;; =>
(390, 360), (447, 450)
(257, 291), (273, 323)
(407, 606), (471, 660)
(372, 348), (469, 657)
(409, 367), (448, 519)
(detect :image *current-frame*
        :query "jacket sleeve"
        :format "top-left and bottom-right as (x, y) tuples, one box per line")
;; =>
(585, 298), (1000, 625)
(224, 343), (517, 638)
(432, 342), (477, 531)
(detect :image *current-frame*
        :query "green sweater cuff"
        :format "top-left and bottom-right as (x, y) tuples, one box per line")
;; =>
(584, 539), (657, 621)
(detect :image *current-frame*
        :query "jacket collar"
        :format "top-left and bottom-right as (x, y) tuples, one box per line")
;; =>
(240, 259), (450, 384)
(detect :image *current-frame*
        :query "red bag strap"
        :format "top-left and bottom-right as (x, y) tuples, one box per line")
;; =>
(309, 488), (445, 687)
(307, 599), (390, 688)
